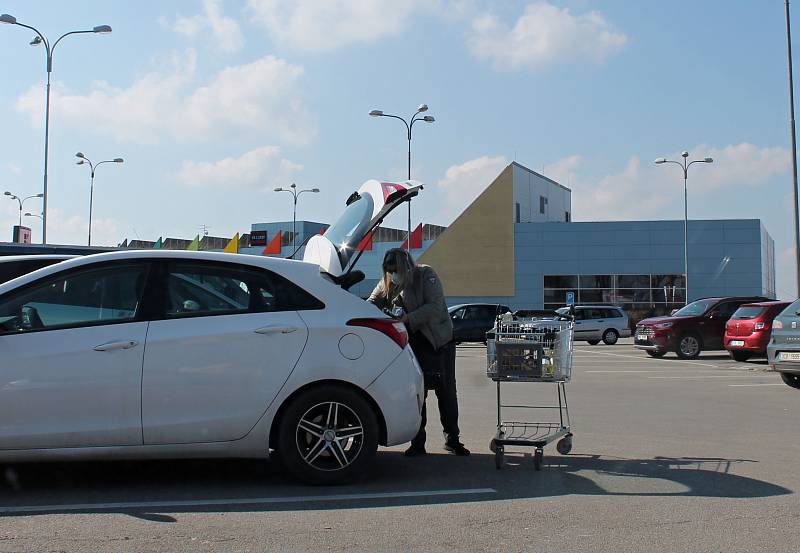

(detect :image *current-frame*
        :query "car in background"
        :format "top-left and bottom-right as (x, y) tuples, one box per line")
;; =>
(0, 244), (424, 483)
(556, 305), (630, 345)
(767, 299), (800, 389)
(449, 303), (511, 343)
(635, 296), (768, 359)
(724, 301), (790, 361)
(0, 254), (74, 284)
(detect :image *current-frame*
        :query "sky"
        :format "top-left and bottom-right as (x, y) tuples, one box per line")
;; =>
(0, 0), (799, 298)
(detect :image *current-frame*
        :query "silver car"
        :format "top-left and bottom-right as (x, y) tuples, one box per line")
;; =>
(767, 298), (800, 389)
(556, 305), (631, 345)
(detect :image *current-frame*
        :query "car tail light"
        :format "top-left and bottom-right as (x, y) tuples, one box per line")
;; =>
(774, 320), (784, 330)
(754, 322), (767, 331)
(348, 318), (409, 349)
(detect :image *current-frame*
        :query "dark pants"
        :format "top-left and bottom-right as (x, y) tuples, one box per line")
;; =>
(409, 338), (460, 448)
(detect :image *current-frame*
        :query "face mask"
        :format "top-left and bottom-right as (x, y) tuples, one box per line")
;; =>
(390, 272), (401, 285)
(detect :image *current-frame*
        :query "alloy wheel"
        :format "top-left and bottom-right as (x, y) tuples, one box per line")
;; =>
(296, 401), (365, 472)
(680, 336), (700, 358)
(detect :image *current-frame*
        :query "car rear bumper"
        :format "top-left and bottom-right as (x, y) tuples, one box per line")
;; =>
(724, 334), (769, 353)
(366, 346), (424, 446)
(767, 343), (800, 375)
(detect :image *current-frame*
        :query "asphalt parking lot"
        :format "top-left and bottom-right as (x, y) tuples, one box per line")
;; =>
(1, 340), (798, 553)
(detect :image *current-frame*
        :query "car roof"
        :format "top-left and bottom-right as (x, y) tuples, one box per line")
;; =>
(448, 303), (507, 310)
(694, 296), (768, 302)
(0, 250), (322, 293)
(737, 301), (792, 308)
(0, 254), (76, 263)
(562, 305), (624, 310)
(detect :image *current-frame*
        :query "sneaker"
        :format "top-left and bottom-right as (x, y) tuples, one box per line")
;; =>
(444, 442), (471, 456)
(404, 444), (427, 457)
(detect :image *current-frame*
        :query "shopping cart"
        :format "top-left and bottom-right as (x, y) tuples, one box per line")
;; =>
(487, 313), (574, 470)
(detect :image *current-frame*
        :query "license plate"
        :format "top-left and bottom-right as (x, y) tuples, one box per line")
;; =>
(729, 340), (744, 347)
(779, 352), (800, 362)
(636, 334), (648, 341)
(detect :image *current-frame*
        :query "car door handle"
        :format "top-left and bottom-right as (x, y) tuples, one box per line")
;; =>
(254, 325), (299, 335)
(93, 340), (139, 352)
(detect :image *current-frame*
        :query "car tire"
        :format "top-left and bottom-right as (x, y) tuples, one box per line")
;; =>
(276, 385), (379, 485)
(602, 329), (619, 346)
(780, 372), (800, 389)
(729, 351), (751, 362)
(676, 334), (702, 360)
(587, 340), (600, 346)
(647, 350), (666, 358)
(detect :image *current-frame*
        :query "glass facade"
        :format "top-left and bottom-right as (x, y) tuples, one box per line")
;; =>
(543, 273), (687, 319)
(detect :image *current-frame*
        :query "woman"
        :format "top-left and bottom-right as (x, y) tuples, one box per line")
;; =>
(368, 248), (469, 457)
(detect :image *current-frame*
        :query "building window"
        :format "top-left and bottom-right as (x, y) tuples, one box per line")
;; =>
(565, 211), (570, 222)
(539, 195), (547, 214)
(515, 202), (521, 223)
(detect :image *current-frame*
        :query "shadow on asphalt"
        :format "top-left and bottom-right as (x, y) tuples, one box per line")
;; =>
(0, 450), (792, 518)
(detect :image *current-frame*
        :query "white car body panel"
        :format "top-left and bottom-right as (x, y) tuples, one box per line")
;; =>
(0, 250), (423, 466)
(141, 311), (308, 444)
(0, 322), (147, 449)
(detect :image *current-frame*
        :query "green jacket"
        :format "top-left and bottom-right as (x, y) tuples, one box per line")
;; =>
(368, 264), (454, 350)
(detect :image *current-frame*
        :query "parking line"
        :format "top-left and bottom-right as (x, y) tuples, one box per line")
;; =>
(573, 349), (722, 368)
(585, 370), (670, 373)
(727, 383), (786, 387)
(647, 375), (763, 380)
(0, 488), (498, 515)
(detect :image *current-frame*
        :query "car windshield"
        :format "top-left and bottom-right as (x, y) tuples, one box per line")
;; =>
(322, 193), (375, 268)
(731, 306), (766, 320)
(672, 299), (715, 317)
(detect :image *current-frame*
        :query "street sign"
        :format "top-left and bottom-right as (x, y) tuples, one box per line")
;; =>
(566, 291), (575, 306)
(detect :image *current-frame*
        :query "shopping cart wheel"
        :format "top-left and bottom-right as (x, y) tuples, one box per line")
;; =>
(533, 448), (543, 471)
(494, 446), (504, 470)
(556, 437), (572, 455)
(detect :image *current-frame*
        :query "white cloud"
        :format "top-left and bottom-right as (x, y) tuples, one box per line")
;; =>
(178, 146), (303, 189)
(15, 52), (315, 145)
(246, 0), (428, 51)
(6, 163), (23, 176)
(467, 2), (628, 70)
(544, 143), (791, 222)
(436, 154), (509, 223)
(168, 0), (245, 53)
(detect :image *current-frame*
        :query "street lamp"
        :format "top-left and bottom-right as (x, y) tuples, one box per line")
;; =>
(4, 191), (43, 227)
(76, 153), (123, 246)
(654, 151), (713, 304)
(273, 183), (320, 249)
(1, 13), (112, 244)
(369, 103), (435, 250)
(24, 212), (44, 221)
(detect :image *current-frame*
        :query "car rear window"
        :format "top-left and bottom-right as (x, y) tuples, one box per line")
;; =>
(731, 306), (766, 320)
(0, 259), (62, 284)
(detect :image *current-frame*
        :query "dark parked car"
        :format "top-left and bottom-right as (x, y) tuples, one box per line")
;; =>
(0, 255), (73, 284)
(635, 296), (769, 359)
(449, 303), (511, 343)
(724, 301), (790, 361)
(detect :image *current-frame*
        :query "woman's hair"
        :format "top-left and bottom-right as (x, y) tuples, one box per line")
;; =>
(382, 247), (416, 289)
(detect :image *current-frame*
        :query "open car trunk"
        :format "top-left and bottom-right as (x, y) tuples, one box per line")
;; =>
(303, 179), (422, 277)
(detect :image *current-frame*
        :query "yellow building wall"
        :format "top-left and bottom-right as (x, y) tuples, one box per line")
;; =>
(418, 164), (514, 296)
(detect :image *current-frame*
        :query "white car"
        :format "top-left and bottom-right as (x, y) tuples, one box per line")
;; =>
(0, 184), (424, 484)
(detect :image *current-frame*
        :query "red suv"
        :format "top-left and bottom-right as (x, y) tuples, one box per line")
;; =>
(635, 296), (768, 359)
(724, 301), (790, 362)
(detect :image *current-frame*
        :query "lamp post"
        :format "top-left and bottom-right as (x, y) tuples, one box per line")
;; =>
(24, 212), (44, 222)
(369, 104), (435, 250)
(785, 0), (800, 297)
(654, 152), (713, 304)
(273, 183), (319, 249)
(75, 152), (123, 246)
(4, 191), (44, 227)
(1, 13), (112, 245)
